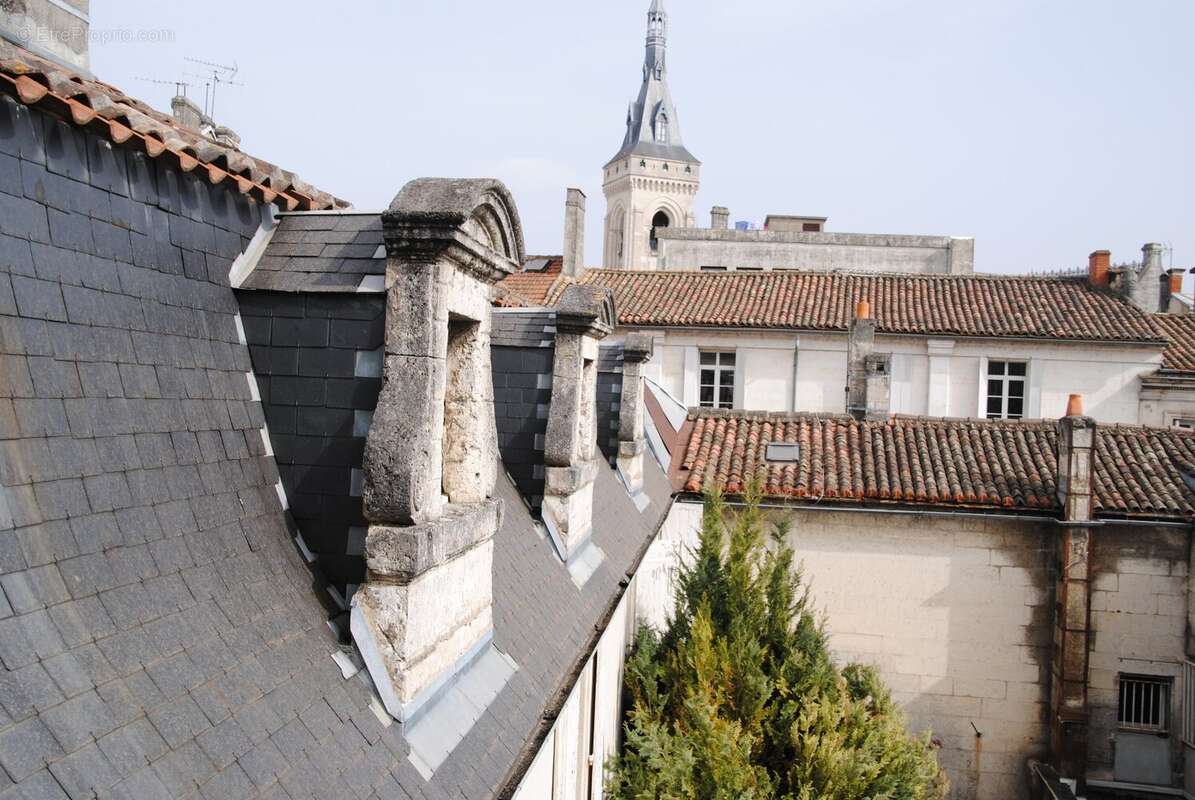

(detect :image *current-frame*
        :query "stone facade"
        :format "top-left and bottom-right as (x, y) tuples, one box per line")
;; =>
(543, 285), (615, 560)
(352, 178), (522, 722)
(615, 334), (653, 494)
(655, 227), (976, 274)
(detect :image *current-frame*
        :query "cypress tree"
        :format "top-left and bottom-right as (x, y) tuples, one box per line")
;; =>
(608, 485), (948, 799)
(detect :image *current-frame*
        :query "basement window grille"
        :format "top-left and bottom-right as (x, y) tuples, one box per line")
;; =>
(1118, 674), (1171, 734)
(1184, 663), (1195, 746)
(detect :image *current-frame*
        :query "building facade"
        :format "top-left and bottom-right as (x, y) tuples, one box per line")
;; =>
(639, 400), (1195, 799)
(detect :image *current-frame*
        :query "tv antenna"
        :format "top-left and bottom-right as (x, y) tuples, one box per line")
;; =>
(135, 76), (192, 99)
(183, 56), (244, 120)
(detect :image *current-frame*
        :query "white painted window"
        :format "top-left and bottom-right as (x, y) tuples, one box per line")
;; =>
(1173, 418), (1195, 431)
(1118, 674), (1171, 734)
(985, 360), (1027, 420)
(700, 265), (727, 272)
(699, 351), (736, 409)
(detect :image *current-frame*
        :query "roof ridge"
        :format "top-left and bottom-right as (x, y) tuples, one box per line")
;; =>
(582, 267), (1093, 284)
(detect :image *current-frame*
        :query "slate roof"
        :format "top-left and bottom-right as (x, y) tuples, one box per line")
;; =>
(495, 256), (565, 308)
(0, 92), (674, 799)
(676, 409), (1195, 521)
(1152, 314), (1195, 372)
(557, 269), (1165, 343)
(0, 40), (346, 212)
(240, 213), (386, 293)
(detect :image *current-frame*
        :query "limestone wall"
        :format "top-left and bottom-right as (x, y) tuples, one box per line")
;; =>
(640, 502), (1055, 799)
(640, 501), (1194, 798)
(655, 229), (975, 274)
(1087, 525), (1189, 783)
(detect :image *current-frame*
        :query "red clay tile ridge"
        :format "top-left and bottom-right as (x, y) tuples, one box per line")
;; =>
(676, 408), (1195, 521)
(563, 268), (1165, 344)
(0, 40), (348, 212)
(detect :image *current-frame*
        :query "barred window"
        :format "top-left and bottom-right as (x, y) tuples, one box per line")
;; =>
(1118, 674), (1171, 733)
(1183, 663), (1195, 746)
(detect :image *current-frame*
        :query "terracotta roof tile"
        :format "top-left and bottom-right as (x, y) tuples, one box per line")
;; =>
(0, 41), (346, 211)
(496, 256), (566, 307)
(566, 269), (1164, 343)
(1152, 314), (1195, 372)
(678, 409), (1195, 520)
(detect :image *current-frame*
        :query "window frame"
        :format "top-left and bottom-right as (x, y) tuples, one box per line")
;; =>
(985, 359), (1028, 420)
(698, 350), (737, 409)
(1117, 673), (1172, 735)
(1183, 662), (1195, 747)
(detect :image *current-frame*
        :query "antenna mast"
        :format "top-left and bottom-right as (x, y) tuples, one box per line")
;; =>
(183, 57), (244, 120)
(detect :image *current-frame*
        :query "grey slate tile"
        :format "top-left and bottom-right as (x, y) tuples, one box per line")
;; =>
(0, 717), (65, 780)
(0, 191), (50, 243)
(49, 740), (123, 798)
(11, 276), (66, 322)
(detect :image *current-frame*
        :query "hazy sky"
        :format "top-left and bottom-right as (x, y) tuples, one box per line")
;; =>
(91, 0), (1193, 274)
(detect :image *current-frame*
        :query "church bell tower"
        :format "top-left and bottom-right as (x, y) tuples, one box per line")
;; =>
(602, 0), (701, 270)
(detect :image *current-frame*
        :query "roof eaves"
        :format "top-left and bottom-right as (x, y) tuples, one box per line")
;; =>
(0, 44), (348, 212)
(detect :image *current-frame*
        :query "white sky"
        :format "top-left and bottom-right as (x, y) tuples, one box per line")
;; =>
(91, 0), (1193, 275)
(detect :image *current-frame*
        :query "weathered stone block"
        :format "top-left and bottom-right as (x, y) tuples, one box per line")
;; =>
(351, 538), (494, 721)
(617, 439), (645, 494)
(365, 499), (503, 583)
(362, 355), (445, 525)
(443, 322), (496, 504)
(544, 460), (598, 497)
(383, 261), (447, 359)
(542, 469), (595, 560)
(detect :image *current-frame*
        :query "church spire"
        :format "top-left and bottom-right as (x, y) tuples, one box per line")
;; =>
(607, 0), (697, 165)
(645, 0), (667, 82)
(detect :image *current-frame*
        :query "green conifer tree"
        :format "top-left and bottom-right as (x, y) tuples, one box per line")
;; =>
(608, 485), (948, 799)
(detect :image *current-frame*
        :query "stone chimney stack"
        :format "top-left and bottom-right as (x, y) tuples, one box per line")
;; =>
(0, 0), (89, 73)
(1088, 250), (1111, 289)
(845, 301), (890, 420)
(562, 188), (586, 277)
(616, 334), (654, 495)
(1050, 393), (1096, 784)
(1136, 242), (1166, 312)
(171, 96), (206, 132)
(711, 206), (730, 230)
(351, 178), (523, 724)
(543, 285), (615, 561)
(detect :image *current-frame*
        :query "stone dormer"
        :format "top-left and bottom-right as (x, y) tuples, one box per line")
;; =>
(352, 178), (523, 723)
(616, 334), (655, 495)
(543, 285), (616, 561)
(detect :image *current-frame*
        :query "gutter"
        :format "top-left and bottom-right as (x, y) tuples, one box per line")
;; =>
(617, 323), (1165, 349)
(673, 494), (1194, 529)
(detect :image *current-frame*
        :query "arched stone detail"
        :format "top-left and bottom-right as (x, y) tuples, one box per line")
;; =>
(353, 178), (521, 722)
